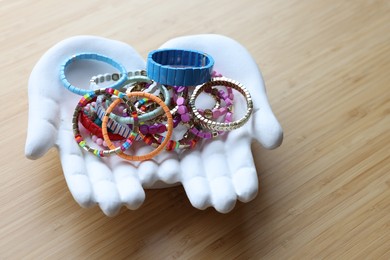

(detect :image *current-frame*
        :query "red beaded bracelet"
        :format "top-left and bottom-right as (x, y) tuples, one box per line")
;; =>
(79, 112), (125, 141)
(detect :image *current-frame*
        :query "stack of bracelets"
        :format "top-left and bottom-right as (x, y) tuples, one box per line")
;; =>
(60, 49), (253, 161)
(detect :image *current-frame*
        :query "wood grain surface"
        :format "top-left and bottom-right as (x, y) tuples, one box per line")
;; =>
(1, 0), (389, 259)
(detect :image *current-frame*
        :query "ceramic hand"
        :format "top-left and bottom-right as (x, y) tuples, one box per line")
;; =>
(25, 36), (149, 216)
(134, 34), (283, 213)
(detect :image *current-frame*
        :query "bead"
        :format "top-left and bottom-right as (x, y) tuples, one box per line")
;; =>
(190, 140), (198, 149)
(225, 98), (233, 107)
(75, 136), (83, 143)
(204, 132), (213, 139)
(181, 113), (191, 123)
(176, 86), (185, 93)
(219, 107), (228, 114)
(112, 73), (119, 81)
(212, 109), (222, 118)
(176, 97), (185, 106)
(204, 85), (212, 93)
(178, 105), (188, 115)
(173, 117), (181, 128)
(96, 138), (103, 146)
(149, 125), (158, 134)
(204, 109), (213, 119)
(140, 125), (149, 135)
(225, 112), (233, 122)
(157, 124), (166, 133)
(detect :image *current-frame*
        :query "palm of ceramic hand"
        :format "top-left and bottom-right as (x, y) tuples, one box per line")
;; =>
(25, 35), (282, 216)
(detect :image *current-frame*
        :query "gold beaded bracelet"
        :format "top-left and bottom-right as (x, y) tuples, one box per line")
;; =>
(189, 77), (253, 132)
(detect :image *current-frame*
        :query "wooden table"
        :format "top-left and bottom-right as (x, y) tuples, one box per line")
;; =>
(1, 0), (389, 258)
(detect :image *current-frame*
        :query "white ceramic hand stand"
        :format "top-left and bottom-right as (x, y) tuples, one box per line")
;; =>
(25, 34), (283, 216)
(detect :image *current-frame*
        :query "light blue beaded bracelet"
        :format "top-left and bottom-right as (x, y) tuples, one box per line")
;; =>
(146, 49), (214, 87)
(60, 53), (128, 96)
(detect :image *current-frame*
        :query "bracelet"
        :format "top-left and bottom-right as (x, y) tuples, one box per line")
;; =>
(90, 70), (147, 85)
(91, 71), (171, 124)
(189, 84), (235, 139)
(102, 92), (174, 161)
(79, 111), (126, 141)
(73, 88), (138, 157)
(95, 101), (133, 137)
(141, 132), (198, 151)
(147, 49), (214, 86)
(80, 101), (123, 147)
(91, 70), (151, 124)
(60, 53), (128, 96)
(89, 70), (151, 91)
(189, 77), (253, 132)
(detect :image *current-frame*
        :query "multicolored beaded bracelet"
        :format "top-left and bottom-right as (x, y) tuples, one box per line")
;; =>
(60, 53), (128, 96)
(143, 78), (235, 148)
(73, 88), (139, 157)
(189, 77), (253, 132)
(189, 84), (235, 139)
(90, 71), (171, 125)
(139, 113), (199, 151)
(80, 100), (131, 147)
(79, 110), (126, 141)
(102, 91), (174, 161)
(140, 132), (199, 152)
(95, 96), (133, 137)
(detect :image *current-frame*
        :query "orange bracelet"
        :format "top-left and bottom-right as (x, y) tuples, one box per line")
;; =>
(102, 91), (173, 161)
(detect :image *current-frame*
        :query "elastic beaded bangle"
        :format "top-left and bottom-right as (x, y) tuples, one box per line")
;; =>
(73, 88), (138, 157)
(79, 111), (126, 141)
(89, 70), (151, 91)
(189, 84), (235, 139)
(60, 53), (127, 96)
(148, 132), (199, 151)
(147, 49), (214, 86)
(95, 97), (133, 137)
(91, 71), (171, 125)
(115, 83), (171, 124)
(189, 77), (253, 132)
(90, 70), (147, 86)
(102, 92), (174, 161)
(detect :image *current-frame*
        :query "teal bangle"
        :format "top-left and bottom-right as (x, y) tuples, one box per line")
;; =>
(60, 53), (127, 96)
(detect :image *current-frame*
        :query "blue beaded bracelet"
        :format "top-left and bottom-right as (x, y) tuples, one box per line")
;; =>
(60, 53), (128, 96)
(146, 49), (214, 87)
